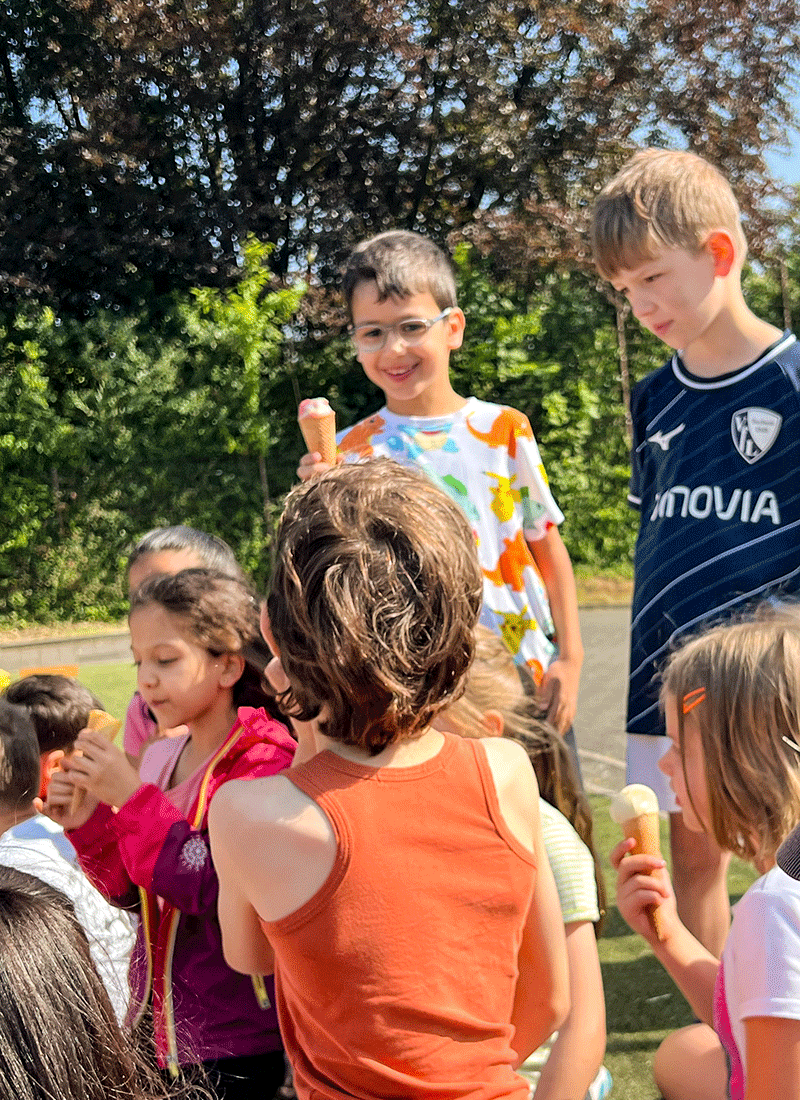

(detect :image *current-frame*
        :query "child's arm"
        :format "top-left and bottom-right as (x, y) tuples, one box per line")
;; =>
(482, 738), (570, 1062)
(528, 526), (583, 734)
(209, 780), (277, 975)
(745, 1017), (800, 1100)
(532, 919), (606, 1100)
(510, 819), (571, 1063)
(612, 837), (719, 1024)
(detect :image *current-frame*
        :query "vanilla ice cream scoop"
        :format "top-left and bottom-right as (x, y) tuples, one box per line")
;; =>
(610, 783), (660, 823)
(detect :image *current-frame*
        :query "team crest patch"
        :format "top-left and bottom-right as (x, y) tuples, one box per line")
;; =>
(730, 408), (782, 464)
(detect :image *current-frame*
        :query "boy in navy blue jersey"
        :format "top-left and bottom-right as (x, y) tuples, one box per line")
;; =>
(591, 148), (800, 957)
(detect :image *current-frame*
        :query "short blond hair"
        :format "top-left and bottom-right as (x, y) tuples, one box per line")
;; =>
(591, 148), (747, 280)
(661, 615), (800, 866)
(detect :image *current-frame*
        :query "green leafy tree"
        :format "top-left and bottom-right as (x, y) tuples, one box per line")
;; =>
(1, 0), (797, 308)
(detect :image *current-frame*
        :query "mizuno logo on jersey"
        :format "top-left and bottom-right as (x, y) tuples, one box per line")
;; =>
(731, 408), (782, 464)
(649, 486), (781, 525)
(647, 423), (685, 451)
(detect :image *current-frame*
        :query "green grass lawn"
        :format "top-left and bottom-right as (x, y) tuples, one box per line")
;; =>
(590, 793), (757, 1099)
(77, 661), (137, 735)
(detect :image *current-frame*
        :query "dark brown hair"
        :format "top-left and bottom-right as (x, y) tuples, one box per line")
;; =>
(0, 701), (40, 813)
(341, 230), (458, 318)
(4, 675), (102, 755)
(129, 569), (282, 718)
(267, 459), (482, 755)
(0, 865), (184, 1100)
(127, 525), (246, 584)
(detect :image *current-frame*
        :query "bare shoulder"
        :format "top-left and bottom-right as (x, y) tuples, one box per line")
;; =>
(209, 773), (319, 851)
(480, 736), (538, 792)
(479, 736), (539, 854)
(210, 772), (338, 921)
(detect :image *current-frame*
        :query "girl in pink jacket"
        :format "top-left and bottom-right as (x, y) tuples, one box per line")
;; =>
(46, 568), (296, 1100)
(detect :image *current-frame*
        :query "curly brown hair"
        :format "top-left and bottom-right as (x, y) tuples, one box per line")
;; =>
(267, 459), (483, 755)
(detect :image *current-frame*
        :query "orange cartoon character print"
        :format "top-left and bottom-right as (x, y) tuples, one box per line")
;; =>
(338, 414), (387, 460)
(483, 530), (531, 593)
(466, 406), (532, 460)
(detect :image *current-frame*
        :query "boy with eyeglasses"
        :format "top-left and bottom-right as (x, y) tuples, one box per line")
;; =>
(298, 230), (583, 742)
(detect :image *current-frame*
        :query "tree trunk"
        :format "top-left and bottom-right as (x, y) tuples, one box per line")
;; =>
(616, 300), (632, 444)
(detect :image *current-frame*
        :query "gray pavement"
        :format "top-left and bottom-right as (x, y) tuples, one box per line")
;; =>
(0, 606), (631, 795)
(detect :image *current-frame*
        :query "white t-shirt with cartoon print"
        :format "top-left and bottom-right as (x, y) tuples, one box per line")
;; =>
(337, 397), (564, 680)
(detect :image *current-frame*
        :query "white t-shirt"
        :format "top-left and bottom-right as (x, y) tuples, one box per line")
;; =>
(0, 817), (135, 1023)
(338, 398), (565, 680)
(715, 865), (800, 1100)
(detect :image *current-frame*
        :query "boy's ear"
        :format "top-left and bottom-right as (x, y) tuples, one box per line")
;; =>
(445, 307), (466, 351)
(706, 231), (736, 278)
(39, 749), (65, 801)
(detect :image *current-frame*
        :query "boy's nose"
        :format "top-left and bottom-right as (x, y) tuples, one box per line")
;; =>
(386, 330), (408, 353)
(629, 290), (654, 320)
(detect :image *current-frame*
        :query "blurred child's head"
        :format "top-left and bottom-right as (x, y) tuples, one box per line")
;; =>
(440, 625), (605, 927)
(267, 459), (482, 755)
(342, 230), (459, 319)
(4, 674), (102, 756)
(127, 525), (246, 596)
(660, 615), (800, 866)
(130, 568), (278, 718)
(590, 147), (747, 282)
(0, 699), (41, 818)
(0, 865), (173, 1100)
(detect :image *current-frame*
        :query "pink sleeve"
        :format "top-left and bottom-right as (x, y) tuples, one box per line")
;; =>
(123, 692), (156, 756)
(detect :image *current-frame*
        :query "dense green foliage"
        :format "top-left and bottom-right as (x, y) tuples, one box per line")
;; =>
(1, 2), (799, 623)
(3, 232), (795, 626)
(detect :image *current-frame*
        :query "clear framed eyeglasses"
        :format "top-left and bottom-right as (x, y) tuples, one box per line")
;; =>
(349, 307), (453, 352)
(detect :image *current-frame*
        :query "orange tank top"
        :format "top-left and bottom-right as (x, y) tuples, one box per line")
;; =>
(260, 733), (536, 1100)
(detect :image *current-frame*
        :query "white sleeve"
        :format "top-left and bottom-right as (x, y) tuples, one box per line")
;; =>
(727, 872), (800, 1021)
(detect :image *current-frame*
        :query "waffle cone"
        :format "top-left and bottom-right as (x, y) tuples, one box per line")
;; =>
(70, 710), (122, 815)
(299, 410), (337, 464)
(623, 812), (665, 940)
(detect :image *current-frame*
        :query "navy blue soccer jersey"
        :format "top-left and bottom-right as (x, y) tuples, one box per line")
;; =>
(627, 331), (800, 737)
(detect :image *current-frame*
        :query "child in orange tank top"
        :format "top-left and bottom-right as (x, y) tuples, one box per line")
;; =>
(210, 458), (569, 1100)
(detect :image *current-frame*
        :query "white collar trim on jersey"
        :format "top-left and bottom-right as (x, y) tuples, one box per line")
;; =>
(671, 331), (797, 390)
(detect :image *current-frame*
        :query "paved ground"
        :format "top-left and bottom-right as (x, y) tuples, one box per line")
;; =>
(0, 606), (631, 795)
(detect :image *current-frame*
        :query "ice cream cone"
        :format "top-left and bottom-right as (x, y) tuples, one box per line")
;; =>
(70, 709), (122, 815)
(621, 811), (665, 940)
(298, 398), (337, 465)
(610, 783), (665, 941)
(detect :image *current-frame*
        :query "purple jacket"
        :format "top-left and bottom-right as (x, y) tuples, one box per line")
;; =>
(70, 707), (296, 1071)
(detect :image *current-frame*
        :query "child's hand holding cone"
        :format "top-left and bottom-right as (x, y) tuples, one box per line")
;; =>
(69, 710), (122, 815)
(610, 783), (666, 941)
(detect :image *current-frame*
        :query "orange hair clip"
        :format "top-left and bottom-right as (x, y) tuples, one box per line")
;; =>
(682, 688), (706, 715)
